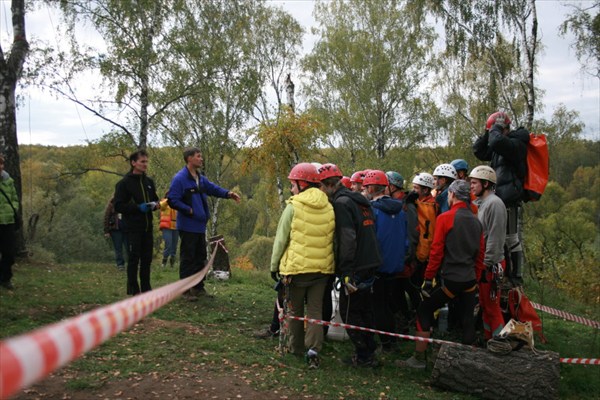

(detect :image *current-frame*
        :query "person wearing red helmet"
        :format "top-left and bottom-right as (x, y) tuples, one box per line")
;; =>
(473, 111), (530, 285)
(270, 162), (335, 369)
(340, 176), (352, 189)
(363, 170), (407, 352)
(349, 170), (365, 193)
(319, 163), (382, 367)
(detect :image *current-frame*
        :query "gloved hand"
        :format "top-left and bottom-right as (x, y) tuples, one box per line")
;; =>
(421, 280), (434, 298)
(147, 201), (158, 211)
(270, 271), (280, 282)
(405, 190), (419, 205)
(138, 203), (150, 213)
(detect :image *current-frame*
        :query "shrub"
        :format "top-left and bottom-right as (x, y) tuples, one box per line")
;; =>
(238, 235), (274, 271)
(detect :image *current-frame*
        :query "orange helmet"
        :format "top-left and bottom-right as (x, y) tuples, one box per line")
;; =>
(486, 111), (511, 130)
(318, 163), (343, 181)
(340, 176), (352, 189)
(288, 163), (320, 183)
(362, 170), (389, 186)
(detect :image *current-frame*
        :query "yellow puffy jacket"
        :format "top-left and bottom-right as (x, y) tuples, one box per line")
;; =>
(277, 188), (335, 276)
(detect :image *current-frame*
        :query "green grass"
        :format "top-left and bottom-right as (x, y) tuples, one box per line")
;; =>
(1, 260), (599, 399)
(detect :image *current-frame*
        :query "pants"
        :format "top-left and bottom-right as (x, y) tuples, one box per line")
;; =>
(179, 231), (207, 289)
(479, 263), (505, 339)
(372, 274), (399, 346)
(270, 275), (334, 335)
(506, 205), (524, 283)
(286, 273), (329, 355)
(416, 279), (477, 345)
(340, 282), (377, 360)
(0, 223), (16, 284)
(109, 230), (129, 267)
(126, 230), (153, 295)
(162, 229), (179, 259)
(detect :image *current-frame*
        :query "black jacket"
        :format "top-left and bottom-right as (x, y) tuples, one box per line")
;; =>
(473, 124), (529, 205)
(331, 188), (382, 279)
(114, 172), (159, 233)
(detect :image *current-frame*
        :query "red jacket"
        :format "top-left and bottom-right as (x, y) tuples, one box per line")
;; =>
(424, 202), (485, 282)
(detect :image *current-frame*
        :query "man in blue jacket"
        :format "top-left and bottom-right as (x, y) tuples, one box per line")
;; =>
(363, 170), (407, 352)
(168, 148), (240, 298)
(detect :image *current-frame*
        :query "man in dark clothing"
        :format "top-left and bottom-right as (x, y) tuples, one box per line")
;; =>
(319, 163), (382, 367)
(473, 111), (529, 284)
(114, 150), (159, 295)
(398, 180), (484, 369)
(168, 148), (240, 299)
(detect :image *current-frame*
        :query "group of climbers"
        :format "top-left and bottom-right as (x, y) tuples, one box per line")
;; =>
(267, 111), (530, 370)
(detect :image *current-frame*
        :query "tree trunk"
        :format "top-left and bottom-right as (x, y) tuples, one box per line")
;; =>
(431, 344), (560, 400)
(0, 0), (29, 254)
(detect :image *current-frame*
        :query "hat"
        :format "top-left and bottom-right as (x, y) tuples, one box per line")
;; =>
(448, 179), (471, 202)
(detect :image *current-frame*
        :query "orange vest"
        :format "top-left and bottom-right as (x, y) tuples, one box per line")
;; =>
(159, 199), (177, 230)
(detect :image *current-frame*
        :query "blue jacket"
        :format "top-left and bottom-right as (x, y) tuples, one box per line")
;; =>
(371, 196), (407, 274)
(167, 167), (230, 233)
(436, 187), (450, 214)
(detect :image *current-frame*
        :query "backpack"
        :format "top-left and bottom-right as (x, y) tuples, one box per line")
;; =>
(415, 199), (438, 262)
(522, 133), (549, 202)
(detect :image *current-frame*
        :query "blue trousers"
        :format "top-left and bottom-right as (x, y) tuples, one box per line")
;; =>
(109, 230), (129, 268)
(161, 229), (179, 259)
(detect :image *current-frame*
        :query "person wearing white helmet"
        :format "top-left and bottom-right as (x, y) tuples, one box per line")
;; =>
(470, 165), (507, 340)
(398, 180), (484, 369)
(432, 163), (457, 214)
(400, 172), (439, 331)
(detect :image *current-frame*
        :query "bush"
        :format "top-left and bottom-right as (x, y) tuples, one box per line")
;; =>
(238, 235), (274, 271)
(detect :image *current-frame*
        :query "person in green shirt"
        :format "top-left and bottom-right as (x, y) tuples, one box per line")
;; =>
(0, 153), (19, 290)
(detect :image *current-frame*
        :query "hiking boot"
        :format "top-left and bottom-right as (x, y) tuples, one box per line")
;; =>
(116, 264), (125, 271)
(190, 287), (213, 298)
(0, 281), (14, 290)
(395, 354), (426, 370)
(342, 354), (380, 368)
(254, 328), (280, 339)
(169, 257), (176, 268)
(182, 289), (199, 302)
(306, 349), (320, 370)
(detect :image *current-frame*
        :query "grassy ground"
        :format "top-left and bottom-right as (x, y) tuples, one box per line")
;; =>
(1, 260), (598, 399)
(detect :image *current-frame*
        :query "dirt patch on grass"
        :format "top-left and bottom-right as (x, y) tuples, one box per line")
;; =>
(14, 370), (293, 400)
(11, 318), (305, 400)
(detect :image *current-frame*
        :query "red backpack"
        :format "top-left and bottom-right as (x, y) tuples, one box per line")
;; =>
(522, 133), (549, 202)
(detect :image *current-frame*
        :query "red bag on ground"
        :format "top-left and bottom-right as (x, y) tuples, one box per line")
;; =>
(522, 133), (549, 202)
(507, 286), (547, 343)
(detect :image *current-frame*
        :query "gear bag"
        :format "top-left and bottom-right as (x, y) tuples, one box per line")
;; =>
(506, 286), (547, 344)
(415, 199), (438, 262)
(522, 133), (549, 202)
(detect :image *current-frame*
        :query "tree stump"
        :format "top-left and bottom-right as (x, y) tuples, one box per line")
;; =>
(209, 235), (231, 276)
(431, 344), (560, 400)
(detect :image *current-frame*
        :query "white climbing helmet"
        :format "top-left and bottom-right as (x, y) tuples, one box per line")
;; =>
(469, 165), (497, 184)
(433, 163), (458, 180)
(412, 172), (435, 189)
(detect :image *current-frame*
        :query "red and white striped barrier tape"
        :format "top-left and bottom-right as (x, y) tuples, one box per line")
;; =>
(0, 245), (217, 399)
(559, 358), (600, 365)
(277, 302), (599, 365)
(531, 302), (600, 330)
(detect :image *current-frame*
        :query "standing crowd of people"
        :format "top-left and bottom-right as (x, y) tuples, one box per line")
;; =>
(266, 111), (529, 370)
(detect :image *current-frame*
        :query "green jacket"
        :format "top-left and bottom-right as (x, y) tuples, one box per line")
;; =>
(0, 171), (19, 225)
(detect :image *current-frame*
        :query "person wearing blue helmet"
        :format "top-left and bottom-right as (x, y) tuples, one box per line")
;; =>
(451, 159), (469, 180)
(385, 171), (406, 202)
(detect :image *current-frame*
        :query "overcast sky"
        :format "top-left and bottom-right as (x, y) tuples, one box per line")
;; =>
(3, 0), (599, 146)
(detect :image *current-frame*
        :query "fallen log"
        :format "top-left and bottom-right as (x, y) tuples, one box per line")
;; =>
(431, 343), (560, 400)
